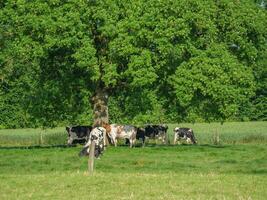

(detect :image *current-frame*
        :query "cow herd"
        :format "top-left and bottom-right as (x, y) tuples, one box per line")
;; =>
(65, 124), (197, 158)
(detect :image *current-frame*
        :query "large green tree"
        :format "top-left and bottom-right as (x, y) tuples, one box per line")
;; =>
(0, 0), (266, 128)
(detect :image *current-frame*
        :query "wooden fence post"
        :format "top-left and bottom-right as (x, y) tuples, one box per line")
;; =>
(88, 140), (95, 175)
(39, 131), (43, 145)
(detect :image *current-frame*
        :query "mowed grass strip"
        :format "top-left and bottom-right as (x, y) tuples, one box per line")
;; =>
(0, 172), (266, 200)
(0, 145), (266, 199)
(0, 145), (266, 175)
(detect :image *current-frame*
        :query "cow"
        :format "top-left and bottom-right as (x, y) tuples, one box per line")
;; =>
(79, 127), (106, 158)
(126, 127), (146, 147)
(103, 124), (137, 148)
(136, 127), (146, 147)
(66, 125), (93, 145)
(173, 127), (197, 144)
(144, 124), (168, 144)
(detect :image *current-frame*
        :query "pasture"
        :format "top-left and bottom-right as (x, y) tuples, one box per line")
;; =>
(0, 121), (267, 199)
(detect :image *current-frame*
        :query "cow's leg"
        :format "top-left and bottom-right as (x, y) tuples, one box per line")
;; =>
(129, 137), (136, 148)
(103, 132), (106, 150)
(107, 133), (112, 145)
(132, 138), (136, 148)
(111, 138), (115, 145)
(67, 138), (73, 145)
(158, 136), (163, 144)
(186, 137), (191, 144)
(177, 136), (181, 145)
(142, 137), (145, 147)
(173, 134), (177, 145)
(162, 137), (165, 144)
(190, 132), (197, 144)
(129, 139), (132, 148)
(114, 138), (117, 147)
(162, 135), (166, 144)
(109, 134), (116, 146)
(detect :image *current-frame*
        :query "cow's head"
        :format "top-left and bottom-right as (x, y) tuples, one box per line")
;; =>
(78, 143), (103, 158)
(66, 126), (71, 135)
(173, 127), (182, 138)
(94, 145), (104, 158)
(173, 127), (180, 132)
(79, 145), (89, 156)
(66, 126), (72, 144)
(160, 124), (168, 131)
(137, 127), (145, 133)
(102, 123), (111, 133)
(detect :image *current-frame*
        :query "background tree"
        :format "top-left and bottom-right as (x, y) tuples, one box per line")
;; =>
(0, 0), (266, 128)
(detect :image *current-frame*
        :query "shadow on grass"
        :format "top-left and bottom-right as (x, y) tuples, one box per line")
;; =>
(0, 144), (77, 150)
(144, 143), (228, 148)
(0, 143), (230, 150)
(197, 144), (228, 148)
(250, 169), (267, 175)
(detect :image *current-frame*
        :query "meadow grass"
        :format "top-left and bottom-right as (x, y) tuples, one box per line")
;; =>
(0, 121), (266, 146)
(0, 145), (266, 199)
(1, 172), (266, 200)
(167, 121), (267, 144)
(0, 122), (266, 199)
(0, 127), (66, 146)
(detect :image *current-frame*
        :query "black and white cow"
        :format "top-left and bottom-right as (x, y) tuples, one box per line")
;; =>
(126, 127), (146, 147)
(173, 127), (197, 144)
(66, 125), (93, 145)
(144, 124), (168, 144)
(136, 127), (146, 147)
(79, 127), (106, 158)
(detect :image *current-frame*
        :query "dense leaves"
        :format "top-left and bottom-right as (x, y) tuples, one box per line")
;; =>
(169, 44), (255, 121)
(0, 0), (266, 128)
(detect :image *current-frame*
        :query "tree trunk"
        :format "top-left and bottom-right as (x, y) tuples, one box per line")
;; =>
(91, 88), (109, 127)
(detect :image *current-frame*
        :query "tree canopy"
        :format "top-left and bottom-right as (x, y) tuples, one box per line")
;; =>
(0, 0), (266, 128)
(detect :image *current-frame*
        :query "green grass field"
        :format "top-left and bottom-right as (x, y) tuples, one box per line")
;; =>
(0, 122), (267, 199)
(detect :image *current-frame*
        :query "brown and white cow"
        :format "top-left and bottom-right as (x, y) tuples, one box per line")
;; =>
(103, 124), (137, 148)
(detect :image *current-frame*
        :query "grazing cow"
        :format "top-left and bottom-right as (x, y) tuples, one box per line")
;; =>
(173, 127), (197, 144)
(126, 127), (146, 147)
(144, 124), (168, 144)
(103, 124), (137, 148)
(136, 127), (146, 147)
(66, 125), (93, 145)
(79, 127), (106, 158)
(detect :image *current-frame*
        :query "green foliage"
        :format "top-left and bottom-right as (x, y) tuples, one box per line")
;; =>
(169, 44), (256, 121)
(109, 89), (166, 125)
(0, 0), (266, 128)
